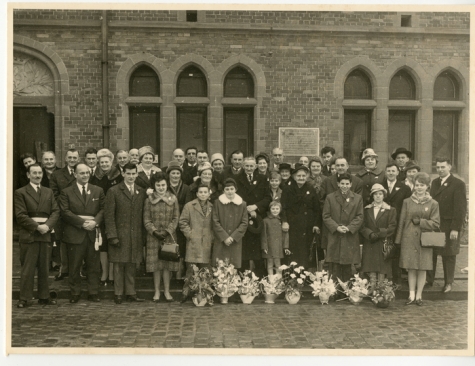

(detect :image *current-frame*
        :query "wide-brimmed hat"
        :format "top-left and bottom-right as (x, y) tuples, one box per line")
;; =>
(361, 148), (378, 162)
(166, 160), (183, 174)
(405, 160), (421, 172)
(370, 183), (387, 197)
(391, 147), (413, 161)
(197, 162), (214, 174)
(278, 163), (292, 172)
(292, 163), (310, 175)
(138, 146), (154, 161)
(210, 153), (225, 165)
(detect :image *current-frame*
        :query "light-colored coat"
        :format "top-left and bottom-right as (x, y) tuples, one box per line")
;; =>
(104, 182), (146, 264)
(261, 213), (289, 259)
(323, 190), (364, 265)
(212, 194), (248, 268)
(179, 199), (214, 264)
(395, 194), (440, 270)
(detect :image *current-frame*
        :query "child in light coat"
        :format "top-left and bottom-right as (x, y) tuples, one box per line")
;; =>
(261, 201), (289, 275)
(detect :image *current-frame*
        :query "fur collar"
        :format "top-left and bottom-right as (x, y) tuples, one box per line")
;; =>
(218, 193), (243, 205)
(94, 165), (121, 181)
(410, 192), (432, 204)
(148, 190), (177, 206)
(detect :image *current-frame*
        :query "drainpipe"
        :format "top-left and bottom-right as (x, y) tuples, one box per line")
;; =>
(101, 10), (110, 148)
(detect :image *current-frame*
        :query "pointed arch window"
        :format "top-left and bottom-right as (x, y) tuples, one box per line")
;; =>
(177, 65), (207, 97)
(344, 69), (372, 99)
(129, 65), (160, 96)
(389, 70), (416, 100)
(434, 71), (460, 101)
(224, 66), (255, 98)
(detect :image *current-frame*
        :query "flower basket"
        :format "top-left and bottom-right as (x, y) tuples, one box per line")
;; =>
(318, 292), (331, 305)
(212, 258), (241, 304)
(279, 262), (309, 302)
(263, 293), (279, 304)
(371, 279), (397, 308)
(285, 290), (301, 304)
(259, 274), (284, 304)
(240, 294), (256, 304)
(182, 265), (216, 306)
(337, 274), (370, 305)
(192, 295), (207, 307)
(307, 270), (337, 305)
(238, 270), (260, 304)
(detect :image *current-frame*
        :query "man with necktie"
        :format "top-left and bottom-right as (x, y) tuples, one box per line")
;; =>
(58, 163), (105, 303)
(222, 150), (245, 180)
(321, 146), (336, 177)
(14, 164), (60, 308)
(391, 147), (412, 182)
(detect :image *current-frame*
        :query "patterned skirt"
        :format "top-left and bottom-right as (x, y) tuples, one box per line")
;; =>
(146, 236), (180, 272)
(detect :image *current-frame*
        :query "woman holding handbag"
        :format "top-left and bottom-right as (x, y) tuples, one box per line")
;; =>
(144, 172), (180, 302)
(360, 184), (397, 290)
(395, 172), (440, 306)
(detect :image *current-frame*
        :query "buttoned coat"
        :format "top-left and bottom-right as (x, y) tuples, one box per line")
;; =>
(89, 166), (122, 195)
(135, 164), (161, 190)
(58, 183), (105, 244)
(261, 213), (289, 259)
(429, 174), (467, 256)
(14, 184), (60, 243)
(322, 173), (364, 202)
(382, 179), (412, 236)
(355, 167), (385, 205)
(179, 199), (214, 263)
(360, 203), (397, 274)
(323, 190), (364, 265)
(104, 182), (146, 264)
(395, 194), (440, 270)
(212, 194), (248, 268)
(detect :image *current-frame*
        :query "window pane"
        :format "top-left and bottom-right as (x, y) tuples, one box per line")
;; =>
(129, 65), (160, 97)
(434, 72), (460, 101)
(177, 65), (207, 97)
(433, 111), (458, 171)
(389, 70), (415, 100)
(344, 70), (372, 99)
(224, 67), (255, 98)
(224, 108), (253, 159)
(129, 106), (160, 153)
(388, 111), (415, 160)
(344, 110), (371, 166)
(177, 107), (207, 151)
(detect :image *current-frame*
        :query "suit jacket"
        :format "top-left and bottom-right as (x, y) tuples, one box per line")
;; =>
(322, 173), (363, 202)
(221, 165), (243, 182)
(235, 170), (271, 215)
(382, 179), (412, 226)
(50, 166), (76, 199)
(58, 183), (105, 244)
(321, 165), (332, 177)
(41, 166), (59, 188)
(14, 184), (60, 243)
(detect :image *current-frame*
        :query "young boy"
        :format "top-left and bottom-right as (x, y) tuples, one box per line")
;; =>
(269, 172), (283, 202)
(261, 201), (289, 275)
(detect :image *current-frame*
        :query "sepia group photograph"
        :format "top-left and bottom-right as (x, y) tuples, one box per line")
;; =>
(4, 0), (474, 361)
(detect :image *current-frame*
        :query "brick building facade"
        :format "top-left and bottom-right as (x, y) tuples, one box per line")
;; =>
(12, 9), (469, 185)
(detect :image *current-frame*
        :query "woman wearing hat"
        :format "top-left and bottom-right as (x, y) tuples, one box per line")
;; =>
(356, 148), (385, 206)
(395, 172), (440, 306)
(186, 162), (222, 204)
(135, 146), (161, 189)
(360, 184), (397, 289)
(403, 160), (421, 192)
(255, 153), (271, 179)
(210, 153), (225, 174)
(278, 163), (293, 189)
(281, 163), (322, 269)
(167, 161), (191, 281)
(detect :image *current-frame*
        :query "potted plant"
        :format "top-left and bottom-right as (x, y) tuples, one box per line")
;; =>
(337, 273), (370, 305)
(237, 270), (261, 304)
(279, 262), (308, 304)
(371, 279), (397, 308)
(259, 274), (285, 303)
(182, 265), (216, 306)
(307, 270), (337, 305)
(212, 258), (241, 304)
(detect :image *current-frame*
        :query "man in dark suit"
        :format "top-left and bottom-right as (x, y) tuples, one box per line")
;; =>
(222, 150), (245, 181)
(14, 164), (60, 308)
(382, 162), (412, 285)
(104, 163), (146, 304)
(321, 146), (336, 177)
(58, 163), (105, 303)
(391, 147), (412, 181)
(182, 146), (198, 184)
(49, 148), (80, 280)
(427, 157), (467, 293)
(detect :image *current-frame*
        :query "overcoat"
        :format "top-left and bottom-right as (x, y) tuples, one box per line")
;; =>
(261, 213), (289, 259)
(170, 181), (191, 257)
(179, 198), (214, 263)
(186, 178), (222, 204)
(307, 173), (327, 205)
(382, 178), (412, 230)
(321, 173), (364, 201)
(281, 180), (322, 268)
(429, 174), (467, 256)
(395, 193), (440, 270)
(104, 182), (146, 264)
(323, 190), (364, 265)
(212, 194), (248, 268)
(135, 164), (161, 190)
(269, 187), (282, 203)
(143, 191), (180, 272)
(360, 202), (397, 274)
(355, 167), (385, 205)
(49, 166), (76, 240)
(89, 166), (122, 195)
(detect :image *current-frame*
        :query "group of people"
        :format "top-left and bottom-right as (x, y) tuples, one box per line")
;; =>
(15, 144), (466, 307)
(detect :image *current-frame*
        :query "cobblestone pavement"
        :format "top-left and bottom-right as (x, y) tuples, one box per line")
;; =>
(11, 299), (468, 350)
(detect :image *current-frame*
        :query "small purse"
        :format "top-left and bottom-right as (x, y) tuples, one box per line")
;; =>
(421, 230), (446, 248)
(159, 232), (180, 262)
(382, 237), (395, 261)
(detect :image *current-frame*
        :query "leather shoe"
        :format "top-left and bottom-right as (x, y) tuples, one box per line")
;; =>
(126, 295), (144, 302)
(443, 284), (452, 293)
(17, 300), (29, 308)
(70, 295), (80, 303)
(87, 294), (100, 302)
(38, 298), (57, 305)
(54, 272), (68, 281)
(114, 295), (123, 304)
(425, 281), (433, 287)
(415, 299), (423, 306)
(405, 298), (415, 305)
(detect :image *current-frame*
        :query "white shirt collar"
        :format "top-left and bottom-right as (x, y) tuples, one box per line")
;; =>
(387, 179), (396, 188)
(30, 182), (40, 191)
(218, 193), (243, 205)
(77, 182), (88, 192)
(440, 174), (451, 185)
(125, 183), (134, 191)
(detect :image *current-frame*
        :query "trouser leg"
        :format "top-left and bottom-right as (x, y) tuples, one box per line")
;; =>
(85, 237), (100, 295)
(426, 251), (438, 284)
(60, 240), (69, 273)
(37, 242), (51, 300)
(68, 242), (87, 296)
(124, 263), (136, 296)
(113, 262), (125, 295)
(19, 242), (39, 301)
(443, 255), (456, 285)
(391, 244), (401, 283)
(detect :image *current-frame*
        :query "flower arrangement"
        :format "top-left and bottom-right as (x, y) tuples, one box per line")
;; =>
(371, 279), (397, 307)
(307, 270), (337, 297)
(182, 265), (216, 306)
(337, 273), (370, 304)
(279, 262), (308, 296)
(212, 258), (241, 298)
(238, 270), (261, 296)
(259, 274), (285, 295)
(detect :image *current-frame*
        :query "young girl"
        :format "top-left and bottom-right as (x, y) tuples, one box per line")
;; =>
(261, 201), (289, 275)
(269, 172), (283, 202)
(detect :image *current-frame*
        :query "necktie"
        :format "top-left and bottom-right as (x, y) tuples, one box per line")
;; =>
(82, 185), (87, 202)
(69, 169), (73, 176)
(248, 174), (252, 183)
(130, 186), (134, 196)
(36, 185), (41, 195)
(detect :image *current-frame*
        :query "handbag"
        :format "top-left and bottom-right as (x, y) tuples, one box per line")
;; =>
(382, 237), (395, 261)
(159, 232), (180, 262)
(421, 230), (446, 248)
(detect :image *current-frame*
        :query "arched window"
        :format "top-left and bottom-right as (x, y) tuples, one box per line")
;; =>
(344, 69), (372, 99)
(129, 65), (160, 96)
(224, 66), (254, 98)
(434, 71), (460, 101)
(177, 65), (207, 97)
(389, 70), (416, 100)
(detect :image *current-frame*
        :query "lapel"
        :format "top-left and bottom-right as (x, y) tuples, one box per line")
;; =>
(63, 167), (75, 183)
(73, 184), (84, 206)
(25, 184), (40, 204)
(434, 175), (451, 197)
(374, 207), (385, 223)
(367, 207), (377, 225)
(331, 175), (339, 192)
(334, 190), (348, 208)
(119, 182), (132, 200)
